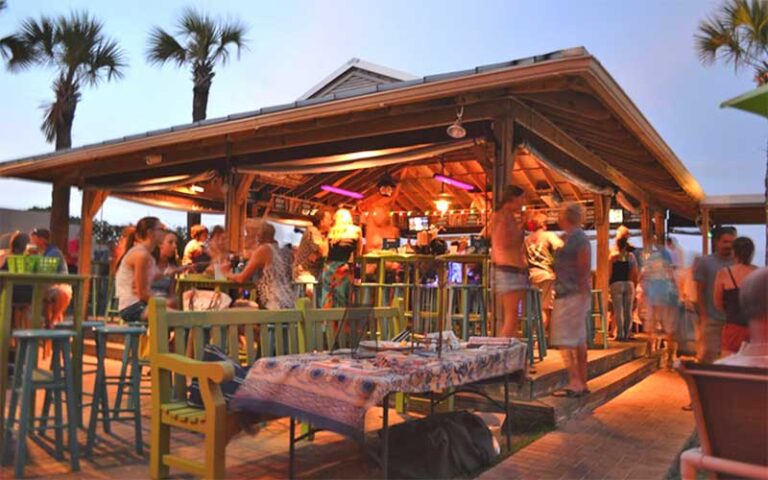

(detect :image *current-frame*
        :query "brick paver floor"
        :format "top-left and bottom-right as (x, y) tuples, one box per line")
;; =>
(478, 370), (695, 480)
(3, 354), (694, 479)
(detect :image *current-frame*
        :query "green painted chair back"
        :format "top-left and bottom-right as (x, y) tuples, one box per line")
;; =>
(297, 297), (404, 351)
(150, 299), (306, 405)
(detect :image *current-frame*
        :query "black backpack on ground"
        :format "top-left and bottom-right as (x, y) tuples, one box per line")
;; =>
(380, 411), (496, 479)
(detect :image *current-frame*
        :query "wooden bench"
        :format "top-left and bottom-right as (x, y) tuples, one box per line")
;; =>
(148, 297), (306, 479)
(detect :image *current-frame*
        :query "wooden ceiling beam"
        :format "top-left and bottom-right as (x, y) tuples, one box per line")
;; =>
(69, 101), (504, 183)
(505, 97), (670, 214)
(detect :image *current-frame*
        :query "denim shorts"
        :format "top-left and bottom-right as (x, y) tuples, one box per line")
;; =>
(119, 301), (148, 323)
(493, 266), (530, 294)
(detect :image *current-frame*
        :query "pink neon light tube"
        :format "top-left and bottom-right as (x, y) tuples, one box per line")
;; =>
(434, 174), (475, 191)
(321, 185), (364, 199)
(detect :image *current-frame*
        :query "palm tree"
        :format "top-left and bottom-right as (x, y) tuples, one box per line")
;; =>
(1, 11), (126, 248)
(147, 8), (248, 122)
(697, 0), (768, 263)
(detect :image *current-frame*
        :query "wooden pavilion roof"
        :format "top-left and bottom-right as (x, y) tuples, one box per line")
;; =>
(0, 47), (705, 219)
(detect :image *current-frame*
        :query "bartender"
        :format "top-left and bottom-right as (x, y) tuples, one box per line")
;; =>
(364, 204), (401, 281)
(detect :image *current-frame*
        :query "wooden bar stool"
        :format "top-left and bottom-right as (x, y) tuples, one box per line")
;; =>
(2, 329), (80, 477)
(521, 288), (547, 364)
(40, 320), (105, 429)
(86, 325), (146, 456)
(587, 290), (609, 349)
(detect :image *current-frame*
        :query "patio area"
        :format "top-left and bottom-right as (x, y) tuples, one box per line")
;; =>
(1, 345), (696, 480)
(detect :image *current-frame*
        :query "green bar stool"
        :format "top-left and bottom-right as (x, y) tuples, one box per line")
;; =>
(586, 290), (608, 349)
(40, 320), (105, 429)
(2, 329), (80, 477)
(86, 325), (146, 456)
(521, 288), (547, 364)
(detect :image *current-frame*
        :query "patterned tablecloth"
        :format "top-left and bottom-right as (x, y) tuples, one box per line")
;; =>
(231, 340), (527, 439)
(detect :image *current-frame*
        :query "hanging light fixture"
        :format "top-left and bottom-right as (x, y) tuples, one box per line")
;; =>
(433, 159), (452, 214)
(377, 170), (396, 197)
(446, 106), (466, 139)
(434, 192), (452, 214)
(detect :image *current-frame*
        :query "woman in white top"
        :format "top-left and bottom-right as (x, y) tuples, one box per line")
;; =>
(227, 220), (295, 310)
(115, 216), (167, 322)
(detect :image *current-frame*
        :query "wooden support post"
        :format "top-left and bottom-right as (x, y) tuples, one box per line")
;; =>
(653, 210), (666, 245)
(491, 112), (516, 206)
(186, 212), (202, 234)
(640, 203), (653, 254)
(700, 208), (710, 255)
(594, 194), (611, 318)
(50, 182), (71, 253)
(490, 111), (515, 335)
(225, 174), (255, 253)
(78, 190), (108, 320)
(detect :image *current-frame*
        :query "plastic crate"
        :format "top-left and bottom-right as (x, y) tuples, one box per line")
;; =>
(38, 256), (61, 273)
(7, 255), (40, 273)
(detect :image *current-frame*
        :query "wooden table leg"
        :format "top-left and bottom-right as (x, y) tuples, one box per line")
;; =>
(0, 280), (13, 456)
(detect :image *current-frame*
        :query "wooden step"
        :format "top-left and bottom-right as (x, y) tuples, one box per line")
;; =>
(513, 341), (648, 400)
(504, 357), (658, 430)
(451, 355), (657, 431)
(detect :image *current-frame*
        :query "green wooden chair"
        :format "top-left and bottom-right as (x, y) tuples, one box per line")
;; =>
(297, 297), (404, 351)
(148, 297), (305, 479)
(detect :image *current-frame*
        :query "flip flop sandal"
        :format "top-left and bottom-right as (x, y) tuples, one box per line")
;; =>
(552, 388), (578, 398)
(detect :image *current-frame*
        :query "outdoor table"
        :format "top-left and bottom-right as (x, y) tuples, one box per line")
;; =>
(436, 254), (490, 339)
(231, 339), (527, 478)
(175, 274), (254, 306)
(0, 272), (87, 455)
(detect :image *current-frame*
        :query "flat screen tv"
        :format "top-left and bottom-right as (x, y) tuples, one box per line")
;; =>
(408, 216), (429, 232)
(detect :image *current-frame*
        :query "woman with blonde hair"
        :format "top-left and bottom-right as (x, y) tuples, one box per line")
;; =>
(227, 220), (294, 310)
(322, 208), (362, 307)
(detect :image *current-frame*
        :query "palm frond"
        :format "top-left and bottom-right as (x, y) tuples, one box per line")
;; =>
(178, 7), (217, 62)
(212, 19), (248, 65)
(3, 15), (57, 69)
(57, 11), (102, 72)
(1, 34), (35, 66)
(83, 37), (126, 86)
(696, 0), (768, 81)
(146, 26), (186, 66)
(41, 76), (80, 143)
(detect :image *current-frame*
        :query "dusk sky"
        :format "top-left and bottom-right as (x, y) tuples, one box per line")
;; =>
(0, 0), (765, 262)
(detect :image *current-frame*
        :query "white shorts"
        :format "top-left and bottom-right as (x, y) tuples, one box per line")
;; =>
(550, 293), (591, 348)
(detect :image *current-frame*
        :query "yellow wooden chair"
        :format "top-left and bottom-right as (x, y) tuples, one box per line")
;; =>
(148, 297), (305, 479)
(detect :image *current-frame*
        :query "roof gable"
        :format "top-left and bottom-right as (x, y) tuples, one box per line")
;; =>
(298, 58), (418, 100)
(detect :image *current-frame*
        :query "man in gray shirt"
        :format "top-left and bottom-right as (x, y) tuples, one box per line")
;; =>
(694, 226), (736, 363)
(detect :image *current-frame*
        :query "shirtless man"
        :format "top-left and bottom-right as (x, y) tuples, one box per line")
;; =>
(491, 185), (528, 337)
(364, 204), (401, 279)
(364, 205), (400, 253)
